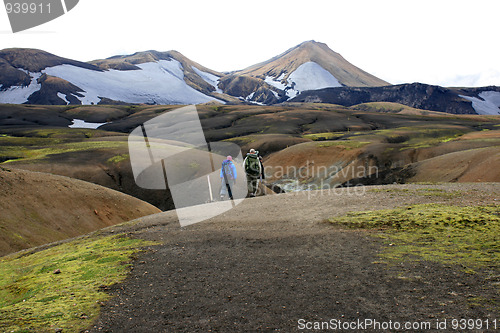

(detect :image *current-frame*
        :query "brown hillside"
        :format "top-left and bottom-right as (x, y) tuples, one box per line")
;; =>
(0, 48), (99, 73)
(405, 146), (500, 183)
(0, 167), (160, 256)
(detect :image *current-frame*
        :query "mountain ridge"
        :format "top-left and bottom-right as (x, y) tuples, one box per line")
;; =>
(0, 41), (389, 106)
(291, 83), (500, 115)
(0, 48), (100, 73)
(0, 42), (498, 115)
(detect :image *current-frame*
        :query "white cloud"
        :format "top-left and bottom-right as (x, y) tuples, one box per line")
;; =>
(441, 70), (500, 88)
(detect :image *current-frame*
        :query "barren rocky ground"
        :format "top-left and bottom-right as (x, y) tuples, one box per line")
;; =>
(89, 183), (499, 332)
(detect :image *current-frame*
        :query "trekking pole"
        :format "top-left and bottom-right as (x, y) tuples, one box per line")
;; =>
(207, 175), (213, 202)
(206, 142), (215, 202)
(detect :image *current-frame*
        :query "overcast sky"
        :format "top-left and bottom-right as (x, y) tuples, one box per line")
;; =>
(1, 0), (498, 87)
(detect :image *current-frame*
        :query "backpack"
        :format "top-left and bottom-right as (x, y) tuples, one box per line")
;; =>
(245, 155), (261, 176)
(222, 160), (234, 180)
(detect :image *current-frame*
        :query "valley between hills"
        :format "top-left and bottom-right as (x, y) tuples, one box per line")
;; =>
(0, 101), (498, 249)
(0, 101), (498, 331)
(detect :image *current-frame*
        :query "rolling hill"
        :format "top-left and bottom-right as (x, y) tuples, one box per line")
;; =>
(1, 103), (499, 210)
(0, 166), (160, 256)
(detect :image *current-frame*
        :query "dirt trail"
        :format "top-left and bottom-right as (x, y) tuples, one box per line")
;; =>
(90, 184), (499, 332)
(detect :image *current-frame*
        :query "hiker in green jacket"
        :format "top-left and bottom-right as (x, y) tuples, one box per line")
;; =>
(244, 149), (262, 197)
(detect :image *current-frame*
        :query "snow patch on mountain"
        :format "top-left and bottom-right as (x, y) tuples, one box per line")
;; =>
(460, 91), (500, 115)
(192, 67), (223, 94)
(288, 62), (342, 92)
(57, 92), (70, 105)
(286, 89), (299, 99)
(264, 62), (341, 101)
(0, 71), (41, 104)
(69, 119), (109, 129)
(43, 60), (221, 105)
(265, 76), (287, 91)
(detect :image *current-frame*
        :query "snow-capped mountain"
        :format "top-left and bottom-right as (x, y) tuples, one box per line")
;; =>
(220, 40), (389, 104)
(0, 42), (389, 106)
(0, 48), (232, 105)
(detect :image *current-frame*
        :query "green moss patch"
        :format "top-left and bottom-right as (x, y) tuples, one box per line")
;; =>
(0, 235), (156, 333)
(222, 135), (257, 145)
(314, 140), (369, 149)
(106, 154), (130, 164)
(376, 126), (467, 149)
(0, 135), (63, 147)
(13, 128), (117, 140)
(2, 141), (127, 163)
(302, 132), (344, 141)
(0, 128), (128, 165)
(329, 204), (500, 269)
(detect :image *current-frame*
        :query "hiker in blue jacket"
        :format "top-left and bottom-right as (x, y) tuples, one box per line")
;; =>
(220, 155), (237, 200)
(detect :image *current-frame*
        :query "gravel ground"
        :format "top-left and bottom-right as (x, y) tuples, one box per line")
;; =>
(90, 183), (500, 332)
